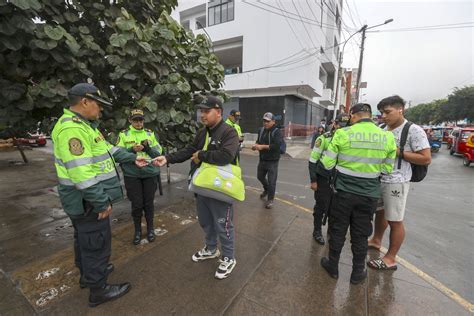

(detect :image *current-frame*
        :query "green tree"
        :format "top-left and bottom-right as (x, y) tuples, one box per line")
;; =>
(445, 86), (474, 123)
(0, 0), (226, 148)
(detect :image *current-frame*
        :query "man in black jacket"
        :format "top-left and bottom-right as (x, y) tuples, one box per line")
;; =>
(153, 96), (240, 280)
(252, 112), (282, 209)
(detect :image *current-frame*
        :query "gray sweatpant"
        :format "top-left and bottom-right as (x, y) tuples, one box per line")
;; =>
(196, 194), (235, 259)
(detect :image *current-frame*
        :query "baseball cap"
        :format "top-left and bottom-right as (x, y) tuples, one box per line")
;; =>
(196, 95), (223, 109)
(230, 109), (241, 119)
(68, 83), (113, 107)
(335, 113), (351, 127)
(350, 103), (372, 115)
(263, 112), (274, 121)
(130, 109), (144, 120)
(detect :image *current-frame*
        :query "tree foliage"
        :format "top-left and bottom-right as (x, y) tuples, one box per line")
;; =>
(405, 85), (474, 125)
(0, 0), (226, 148)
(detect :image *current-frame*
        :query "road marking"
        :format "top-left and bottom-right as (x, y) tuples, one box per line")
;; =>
(246, 185), (474, 313)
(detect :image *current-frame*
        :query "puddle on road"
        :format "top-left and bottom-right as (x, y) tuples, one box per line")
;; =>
(11, 199), (198, 311)
(35, 268), (60, 280)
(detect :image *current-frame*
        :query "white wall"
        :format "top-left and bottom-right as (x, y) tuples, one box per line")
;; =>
(172, 0), (342, 103)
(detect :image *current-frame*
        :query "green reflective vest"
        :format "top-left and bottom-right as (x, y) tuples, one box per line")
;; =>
(225, 118), (242, 137)
(321, 119), (397, 198)
(309, 133), (331, 163)
(116, 125), (162, 178)
(52, 109), (134, 216)
(189, 132), (245, 203)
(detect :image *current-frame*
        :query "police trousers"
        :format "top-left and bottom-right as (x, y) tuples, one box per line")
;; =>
(124, 176), (158, 225)
(313, 175), (332, 233)
(196, 194), (235, 259)
(328, 190), (377, 270)
(71, 206), (111, 288)
(257, 160), (279, 200)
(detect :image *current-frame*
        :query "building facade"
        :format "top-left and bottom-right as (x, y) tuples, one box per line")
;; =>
(172, 0), (343, 133)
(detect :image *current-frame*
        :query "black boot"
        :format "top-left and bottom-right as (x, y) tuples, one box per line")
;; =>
(89, 283), (131, 307)
(320, 257), (339, 279)
(146, 217), (155, 242)
(313, 230), (325, 245)
(133, 218), (142, 245)
(80, 264), (115, 289)
(350, 263), (367, 285)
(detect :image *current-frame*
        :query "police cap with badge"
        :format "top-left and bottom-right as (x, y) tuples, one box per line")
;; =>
(129, 109), (145, 120)
(68, 83), (113, 107)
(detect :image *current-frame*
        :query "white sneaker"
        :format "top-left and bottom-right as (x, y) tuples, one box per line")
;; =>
(192, 246), (221, 262)
(215, 257), (237, 279)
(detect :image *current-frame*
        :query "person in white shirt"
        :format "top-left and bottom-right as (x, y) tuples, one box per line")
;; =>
(367, 95), (431, 271)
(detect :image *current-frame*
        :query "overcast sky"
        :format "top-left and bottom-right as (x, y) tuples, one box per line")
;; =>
(341, 0), (473, 107)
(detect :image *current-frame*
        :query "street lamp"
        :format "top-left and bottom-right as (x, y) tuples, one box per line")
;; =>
(333, 19), (393, 120)
(354, 18), (394, 103)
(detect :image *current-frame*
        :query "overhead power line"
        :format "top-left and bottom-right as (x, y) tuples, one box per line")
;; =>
(242, 0), (342, 31)
(369, 22), (474, 33)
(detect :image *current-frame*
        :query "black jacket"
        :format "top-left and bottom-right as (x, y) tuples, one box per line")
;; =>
(256, 125), (282, 161)
(166, 120), (240, 168)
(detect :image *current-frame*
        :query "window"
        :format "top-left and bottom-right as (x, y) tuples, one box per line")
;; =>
(208, 0), (234, 26)
(181, 20), (190, 30)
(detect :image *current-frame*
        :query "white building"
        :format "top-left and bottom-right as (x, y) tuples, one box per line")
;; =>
(172, 0), (343, 133)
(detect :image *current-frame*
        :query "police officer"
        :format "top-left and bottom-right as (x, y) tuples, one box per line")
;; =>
(52, 83), (148, 307)
(153, 95), (240, 280)
(319, 103), (396, 284)
(116, 109), (162, 245)
(225, 110), (244, 160)
(308, 114), (350, 245)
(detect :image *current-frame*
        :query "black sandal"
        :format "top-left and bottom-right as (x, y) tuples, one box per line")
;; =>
(367, 258), (398, 270)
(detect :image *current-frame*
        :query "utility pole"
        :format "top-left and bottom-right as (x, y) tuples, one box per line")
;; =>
(354, 25), (367, 103)
(353, 19), (394, 104)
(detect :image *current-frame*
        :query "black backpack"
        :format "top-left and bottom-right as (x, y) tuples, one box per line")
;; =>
(398, 122), (428, 182)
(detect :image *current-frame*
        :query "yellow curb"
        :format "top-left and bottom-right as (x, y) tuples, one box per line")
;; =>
(246, 186), (474, 313)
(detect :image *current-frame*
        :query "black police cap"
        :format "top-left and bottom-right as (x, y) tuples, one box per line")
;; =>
(68, 83), (113, 107)
(350, 103), (372, 115)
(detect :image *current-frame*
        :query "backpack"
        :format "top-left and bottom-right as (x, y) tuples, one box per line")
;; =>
(258, 127), (286, 154)
(398, 122), (428, 182)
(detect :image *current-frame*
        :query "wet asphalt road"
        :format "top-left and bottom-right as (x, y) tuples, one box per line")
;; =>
(37, 142), (474, 303)
(233, 147), (474, 303)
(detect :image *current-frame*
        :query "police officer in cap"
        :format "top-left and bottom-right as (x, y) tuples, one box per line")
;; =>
(116, 109), (163, 245)
(308, 113), (350, 245)
(319, 103), (396, 284)
(51, 83), (148, 307)
(153, 95), (240, 280)
(225, 109), (244, 160)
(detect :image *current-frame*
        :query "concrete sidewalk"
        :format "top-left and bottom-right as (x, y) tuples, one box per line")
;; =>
(0, 149), (470, 315)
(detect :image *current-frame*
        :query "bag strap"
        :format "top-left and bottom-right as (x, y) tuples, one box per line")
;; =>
(203, 131), (210, 151)
(397, 122), (412, 169)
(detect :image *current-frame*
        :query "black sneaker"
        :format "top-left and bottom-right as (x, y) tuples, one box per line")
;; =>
(260, 191), (268, 199)
(265, 200), (274, 209)
(192, 246), (221, 262)
(320, 257), (339, 279)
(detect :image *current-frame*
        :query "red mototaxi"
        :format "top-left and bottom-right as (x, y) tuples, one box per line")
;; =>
(449, 126), (474, 161)
(15, 131), (47, 147)
(462, 132), (474, 167)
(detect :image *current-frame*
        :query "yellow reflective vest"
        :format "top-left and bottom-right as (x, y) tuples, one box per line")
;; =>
(116, 125), (162, 178)
(52, 109), (136, 215)
(321, 119), (397, 198)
